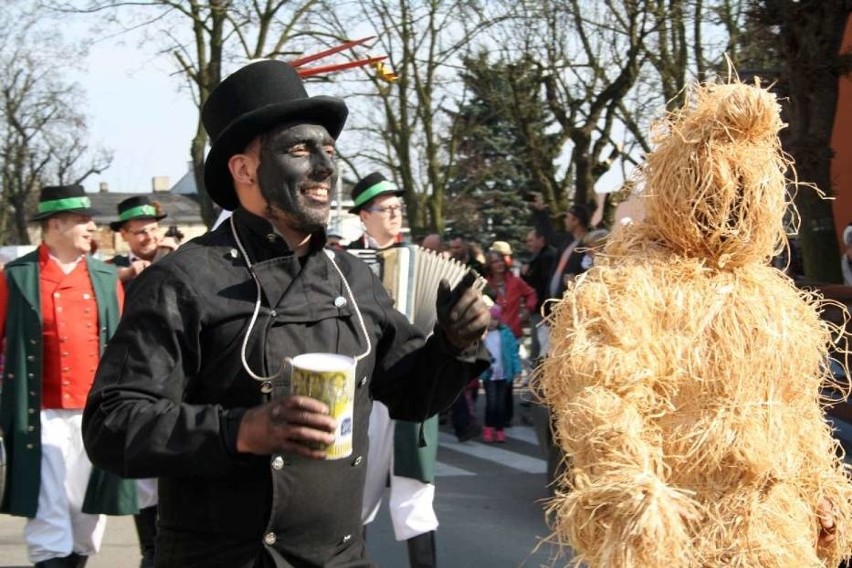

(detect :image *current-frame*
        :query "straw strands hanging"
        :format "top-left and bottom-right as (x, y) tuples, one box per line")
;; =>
(536, 80), (852, 567)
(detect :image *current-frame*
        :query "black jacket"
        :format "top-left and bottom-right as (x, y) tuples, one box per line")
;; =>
(531, 209), (586, 306)
(83, 209), (483, 568)
(521, 245), (557, 314)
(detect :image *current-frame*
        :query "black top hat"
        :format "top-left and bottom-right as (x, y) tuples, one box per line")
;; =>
(109, 196), (168, 231)
(30, 185), (100, 222)
(348, 172), (404, 214)
(202, 60), (349, 211)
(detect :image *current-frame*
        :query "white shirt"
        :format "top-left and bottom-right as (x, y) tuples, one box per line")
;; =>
(484, 329), (504, 381)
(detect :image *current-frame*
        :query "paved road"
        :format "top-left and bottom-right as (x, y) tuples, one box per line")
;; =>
(0, 399), (572, 567)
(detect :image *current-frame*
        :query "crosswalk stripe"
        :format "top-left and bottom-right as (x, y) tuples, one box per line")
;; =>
(434, 462), (476, 477)
(437, 431), (547, 475)
(504, 426), (539, 445)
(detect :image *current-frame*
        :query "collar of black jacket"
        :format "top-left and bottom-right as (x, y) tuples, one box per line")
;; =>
(232, 208), (327, 261)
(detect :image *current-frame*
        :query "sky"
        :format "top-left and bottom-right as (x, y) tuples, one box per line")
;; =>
(75, 35), (197, 194)
(70, 18), (631, 199)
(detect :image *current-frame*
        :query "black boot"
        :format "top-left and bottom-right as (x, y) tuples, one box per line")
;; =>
(134, 505), (158, 568)
(406, 531), (436, 568)
(66, 553), (88, 567)
(33, 559), (68, 568)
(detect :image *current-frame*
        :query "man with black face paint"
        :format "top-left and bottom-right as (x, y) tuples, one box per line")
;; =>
(82, 60), (490, 568)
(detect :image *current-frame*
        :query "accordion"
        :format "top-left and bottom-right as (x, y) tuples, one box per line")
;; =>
(349, 243), (486, 333)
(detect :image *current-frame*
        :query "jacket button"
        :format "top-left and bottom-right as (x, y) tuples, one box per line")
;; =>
(358, 376), (367, 388)
(334, 296), (347, 308)
(342, 534), (352, 544)
(271, 456), (284, 470)
(26, 356), (34, 362)
(264, 532), (276, 545)
(352, 456), (363, 466)
(6, 373), (13, 379)
(29, 340), (36, 346)
(269, 309), (277, 317)
(229, 248), (239, 259)
(28, 409), (34, 414)
(54, 292), (61, 298)
(261, 382), (273, 394)
(27, 426), (34, 432)
(26, 444), (33, 449)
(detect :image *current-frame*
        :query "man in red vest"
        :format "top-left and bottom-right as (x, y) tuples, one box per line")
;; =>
(0, 184), (136, 567)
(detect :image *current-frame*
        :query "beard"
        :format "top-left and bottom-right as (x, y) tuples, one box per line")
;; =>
(262, 186), (329, 235)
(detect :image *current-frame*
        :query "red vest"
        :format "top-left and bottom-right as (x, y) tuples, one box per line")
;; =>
(38, 247), (103, 409)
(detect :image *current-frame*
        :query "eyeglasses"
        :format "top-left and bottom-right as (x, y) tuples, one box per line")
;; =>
(129, 227), (159, 237)
(367, 204), (403, 215)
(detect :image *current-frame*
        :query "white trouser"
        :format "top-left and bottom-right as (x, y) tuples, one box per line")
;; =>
(537, 321), (551, 358)
(361, 401), (438, 541)
(25, 409), (107, 563)
(136, 478), (158, 509)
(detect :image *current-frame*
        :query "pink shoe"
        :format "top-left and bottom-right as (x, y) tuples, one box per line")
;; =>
(495, 429), (507, 443)
(482, 427), (494, 443)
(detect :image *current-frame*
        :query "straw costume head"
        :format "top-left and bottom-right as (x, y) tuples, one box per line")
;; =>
(537, 80), (852, 567)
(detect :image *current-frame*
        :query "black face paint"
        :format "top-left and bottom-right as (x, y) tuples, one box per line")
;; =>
(256, 123), (337, 234)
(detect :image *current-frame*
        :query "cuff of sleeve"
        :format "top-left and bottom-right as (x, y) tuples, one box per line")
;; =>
(433, 326), (477, 360)
(221, 407), (249, 458)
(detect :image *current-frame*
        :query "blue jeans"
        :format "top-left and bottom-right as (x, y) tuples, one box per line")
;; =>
(484, 380), (507, 430)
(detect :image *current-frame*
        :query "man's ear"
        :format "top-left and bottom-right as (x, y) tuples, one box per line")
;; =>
(228, 152), (258, 187)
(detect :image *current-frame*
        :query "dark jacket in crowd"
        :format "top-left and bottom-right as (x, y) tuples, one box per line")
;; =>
(530, 208), (586, 307)
(83, 208), (485, 568)
(521, 244), (557, 315)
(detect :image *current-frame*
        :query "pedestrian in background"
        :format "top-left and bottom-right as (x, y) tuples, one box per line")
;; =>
(520, 229), (556, 362)
(480, 304), (522, 443)
(348, 172), (443, 568)
(449, 236), (486, 277)
(108, 197), (178, 286)
(485, 246), (536, 427)
(420, 234), (444, 254)
(0, 185), (137, 567)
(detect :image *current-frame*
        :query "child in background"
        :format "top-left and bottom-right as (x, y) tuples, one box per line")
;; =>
(481, 304), (522, 443)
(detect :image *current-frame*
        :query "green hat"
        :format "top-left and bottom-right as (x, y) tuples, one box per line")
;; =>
(110, 196), (167, 231)
(349, 172), (403, 214)
(29, 185), (99, 221)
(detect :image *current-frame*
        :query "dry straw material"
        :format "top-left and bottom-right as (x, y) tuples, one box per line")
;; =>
(537, 80), (852, 567)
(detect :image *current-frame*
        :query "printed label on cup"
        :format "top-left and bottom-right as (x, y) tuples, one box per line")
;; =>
(289, 353), (356, 460)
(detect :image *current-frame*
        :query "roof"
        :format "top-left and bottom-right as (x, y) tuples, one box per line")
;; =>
(88, 192), (204, 227)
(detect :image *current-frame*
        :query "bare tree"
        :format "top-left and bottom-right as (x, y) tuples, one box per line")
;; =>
(319, 0), (504, 237)
(48, 0), (329, 227)
(490, 0), (654, 217)
(749, 0), (852, 282)
(0, 3), (111, 244)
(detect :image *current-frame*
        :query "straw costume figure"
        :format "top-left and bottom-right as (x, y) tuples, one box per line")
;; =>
(538, 80), (852, 567)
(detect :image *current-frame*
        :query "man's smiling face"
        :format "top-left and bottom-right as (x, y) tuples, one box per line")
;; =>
(256, 122), (337, 234)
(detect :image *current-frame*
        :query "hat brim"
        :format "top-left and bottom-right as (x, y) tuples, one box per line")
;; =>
(109, 213), (168, 232)
(348, 189), (405, 214)
(30, 206), (101, 222)
(204, 96), (348, 211)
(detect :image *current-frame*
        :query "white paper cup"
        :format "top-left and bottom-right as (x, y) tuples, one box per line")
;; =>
(290, 353), (356, 459)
